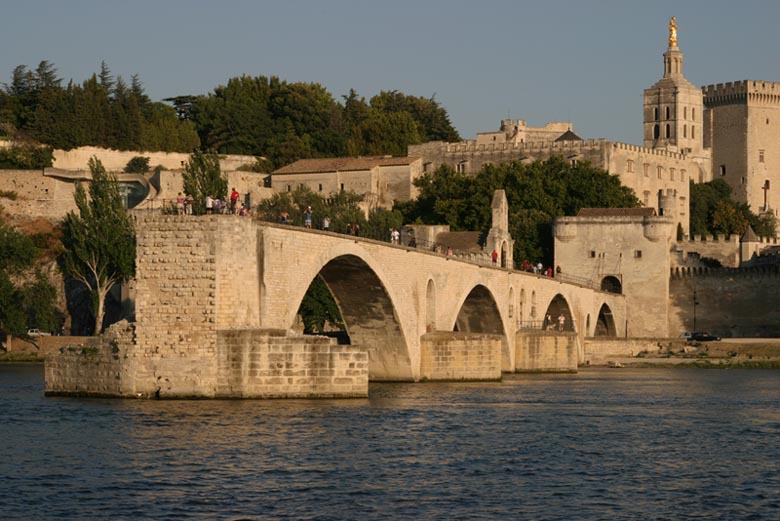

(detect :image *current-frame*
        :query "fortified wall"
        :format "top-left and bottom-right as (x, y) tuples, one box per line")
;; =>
(668, 265), (780, 337)
(672, 234), (741, 267)
(52, 146), (256, 172)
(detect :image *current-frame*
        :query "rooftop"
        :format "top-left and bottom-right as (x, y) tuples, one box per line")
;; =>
(273, 156), (420, 175)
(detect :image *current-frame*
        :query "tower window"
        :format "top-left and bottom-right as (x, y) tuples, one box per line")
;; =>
(654, 107), (659, 121)
(644, 163), (650, 177)
(760, 150), (765, 163)
(684, 107), (687, 119)
(720, 165), (726, 176)
(666, 106), (671, 119)
(654, 125), (660, 139)
(683, 125), (687, 138)
(634, 250), (643, 259)
(741, 177), (746, 185)
(665, 124), (671, 138)
(691, 125), (695, 139)
(692, 108), (696, 121)
(589, 250), (596, 258)
(657, 166), (663, 179)
(670, 168), (676, 181)
(318, 183), (323, 192)
(681, 169), (686, 182)
(627, 159), (634, 173)
(287, 185), (291, 192)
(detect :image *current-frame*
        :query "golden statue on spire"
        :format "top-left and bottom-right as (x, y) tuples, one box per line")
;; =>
(668, 16), (678, 47)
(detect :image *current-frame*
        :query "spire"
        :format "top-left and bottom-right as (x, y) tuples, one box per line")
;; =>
(663, 16), (684, 78)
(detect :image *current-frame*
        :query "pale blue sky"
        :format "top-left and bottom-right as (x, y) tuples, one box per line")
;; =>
(2, 1), (779, 145)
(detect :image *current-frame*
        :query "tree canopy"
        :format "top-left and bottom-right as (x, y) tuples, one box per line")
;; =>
(396, 157), (641, 265)
(689, 179), (776, 238)
(0, 220), (59, 338)
(60, 157), (136, 335)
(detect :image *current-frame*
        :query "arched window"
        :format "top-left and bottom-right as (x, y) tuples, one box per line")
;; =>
(691, 125), (695, 139)
(666, 106), (671, 119)
(683, 125), (687, 138)
(653, 125), (660, 139)
(692, 108), (696, 121)
(665, 124), (671, 138)
(600, 276), (622, 294)
(654, 107), (659, 121)
(684, 107), (687, 119)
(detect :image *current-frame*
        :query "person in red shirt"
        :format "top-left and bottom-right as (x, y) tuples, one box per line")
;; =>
(230, 187), (240, 214)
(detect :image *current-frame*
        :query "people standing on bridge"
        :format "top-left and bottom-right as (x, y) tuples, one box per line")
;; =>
(205, 195), (214, 215)
(304, 206), (312, 228)
(546, 266), (553, 278)
(322, 215), (330, 231)
(230, 187), (240, 214)
(176, 193), (185, 215)
(557, 313), (566, 332)
(280, 211), (289, 224)
(391, 228), (400, 245)
(544, 313), (553, 330)
(491, 250), (498, 264)
(353, 223), (360, 236)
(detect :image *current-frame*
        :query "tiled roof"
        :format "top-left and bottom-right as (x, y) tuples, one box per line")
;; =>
(273, 156), (420, 175)
(741, 225), (758, 243)
(554, 129), (583, 142)
(577, 207), (657, 217)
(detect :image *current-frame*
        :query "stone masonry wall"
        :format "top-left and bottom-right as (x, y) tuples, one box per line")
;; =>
(419, 332), (502, 381)
(132, 216), (222, 396)
(583, 337), (677, 365)
(668, 267), (780, 338)
(515, 331), (577, 372)
(45, 321), (137, 396)
(216, 329), (368, 398)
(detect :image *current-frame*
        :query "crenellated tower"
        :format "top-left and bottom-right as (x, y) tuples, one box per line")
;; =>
(643, 17), (705, 157)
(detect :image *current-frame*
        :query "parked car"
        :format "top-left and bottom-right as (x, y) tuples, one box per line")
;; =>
(26, 328), (50, 337)
(691, 332), (720, 342)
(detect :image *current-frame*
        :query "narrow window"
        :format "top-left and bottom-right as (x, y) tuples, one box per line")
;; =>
(681, 169), (686, 182)
(657, 166), (663, 179)
(684, 107), (687, 119)
(670, 168), (676, 181)
(644, 163), (649, 177)
(287, 185), (291, 192)
(634, 250), (643, 258)
(683, 125), (687, 138)
(691, 125), (695, 139)
(666, 106), (670, 119)
(665, 124), (671, 138)
(318, 183), (323, 192)
(627, 160), (634, 173)
(760, 150), (765, 163)
(692, 108), (696, 121)
(589, 250), (596, 258)
(741, 177), (746, 185)
(654, 107), (659, 121)
(720, 165), (726, 176)
(653, 125), (660, 139)
(340, 183), (345, 191)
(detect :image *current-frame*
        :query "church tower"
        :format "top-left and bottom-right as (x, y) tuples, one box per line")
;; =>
(643, 17), (704, 156)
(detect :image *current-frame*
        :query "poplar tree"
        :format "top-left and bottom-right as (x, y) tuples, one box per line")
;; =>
(182, 149), (227, 214)
(61, 157), (136, 335)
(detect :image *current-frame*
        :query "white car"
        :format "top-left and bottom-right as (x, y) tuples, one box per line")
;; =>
(26, 328), (50, 337)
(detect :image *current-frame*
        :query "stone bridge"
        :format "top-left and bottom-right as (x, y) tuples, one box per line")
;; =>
(46, 215), (626, 398)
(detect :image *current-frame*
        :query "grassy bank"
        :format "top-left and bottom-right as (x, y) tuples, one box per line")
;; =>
(0, 352), (44, 363)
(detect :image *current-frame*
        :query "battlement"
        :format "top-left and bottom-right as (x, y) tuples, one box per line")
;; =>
(610, 141), (686, 160)
(680, 234), (739, 244)
(441, 138), (605, 155)
(671, 264), (780, 278)
(703, 80), (780, 105)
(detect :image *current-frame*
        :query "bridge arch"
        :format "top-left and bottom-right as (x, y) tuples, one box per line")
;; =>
(543, 294), (575, 333)
(600, 276), (622, 294)
(450, 283), (511, 370)
(288, 243), (413, 381)
(594, 303), (617, 337)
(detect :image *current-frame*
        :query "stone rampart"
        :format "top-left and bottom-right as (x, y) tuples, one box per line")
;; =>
(419, 332), (502, 381)
(668, 266), (780, 337)
(216, 329), (368, 398)
(515, 331), (577, 372)
(51, 146), (255, 172)
(673, 234), (740, 267)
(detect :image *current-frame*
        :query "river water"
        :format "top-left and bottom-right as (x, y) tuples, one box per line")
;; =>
(1, 364), (779, 520)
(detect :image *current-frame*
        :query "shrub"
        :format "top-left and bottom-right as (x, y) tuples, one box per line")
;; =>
(0, 144), (54, 169)
(124, 156), (150, 173)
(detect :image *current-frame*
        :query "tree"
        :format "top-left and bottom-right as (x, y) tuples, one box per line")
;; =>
(60, 157), (136, 335)
(182, 149), (227, 213)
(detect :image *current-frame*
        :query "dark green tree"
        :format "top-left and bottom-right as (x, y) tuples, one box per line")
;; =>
(60, 157), (136, 335)
(182, 149), (227, 213)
